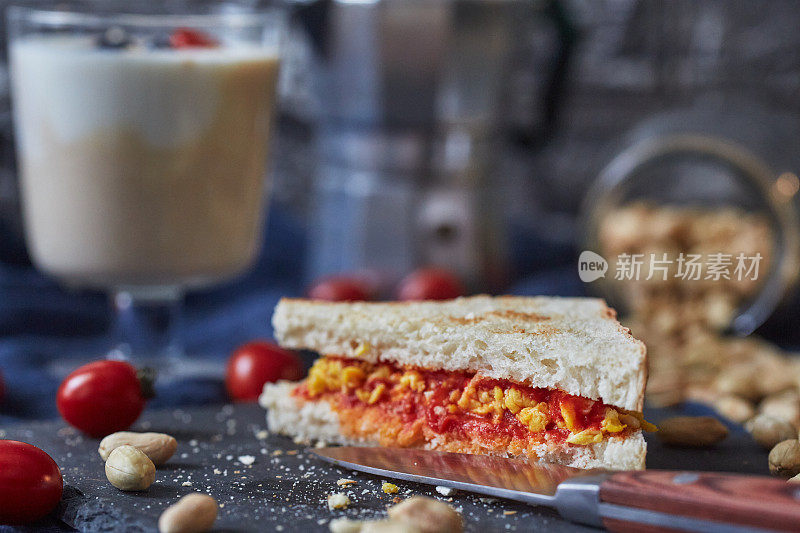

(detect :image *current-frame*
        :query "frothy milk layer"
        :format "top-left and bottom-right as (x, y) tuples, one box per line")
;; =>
(12, 36), (281, 288)
(12, 37), (278, 153)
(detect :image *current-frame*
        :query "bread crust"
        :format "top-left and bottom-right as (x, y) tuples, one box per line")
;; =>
(260, 382), (646, 471)
(272, 295), (647, 411)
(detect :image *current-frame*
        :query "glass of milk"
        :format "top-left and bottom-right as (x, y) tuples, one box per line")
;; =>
(8, 5), (285, 372)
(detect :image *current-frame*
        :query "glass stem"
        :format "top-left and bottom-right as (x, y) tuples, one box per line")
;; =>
(109, 286), (184, 361)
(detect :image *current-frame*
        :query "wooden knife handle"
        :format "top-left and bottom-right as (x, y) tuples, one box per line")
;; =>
(600, 471), (800, 532)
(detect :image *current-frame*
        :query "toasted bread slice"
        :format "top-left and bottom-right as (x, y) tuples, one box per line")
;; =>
(272, 295), (646, 411)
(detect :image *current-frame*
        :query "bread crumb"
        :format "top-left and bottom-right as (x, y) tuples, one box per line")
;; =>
(238, 455), (256, 466)
(382, 482), (399, 494)
(503, 510), (517, 515)
(328, 493), (351, 510)
(435, 486), (454, 496)
(181, 481), (192, 487)
(337, 479), (357, 486)
(255, 430), (269, 440)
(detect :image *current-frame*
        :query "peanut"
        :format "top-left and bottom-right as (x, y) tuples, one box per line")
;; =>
(755, 359), (795, 397)
(713, 395), (755, 424)
(361, 521), (421, 533)
(713, 366), (759, 401)
(769, 440), (800, 478)
(105, 445), (155, 491)
(759, 391), (800, 427)
(98, 431), (177, 465)
(158, 493), (218, 533)
(329, 518), (365, 533)
(746, 415), (796, 449)
(656, 416), (728, 447)
(329, 519), (422, 533)
(387, 496), (463, 533)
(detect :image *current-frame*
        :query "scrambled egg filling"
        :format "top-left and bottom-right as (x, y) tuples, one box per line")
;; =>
(303, 357), (655, 445)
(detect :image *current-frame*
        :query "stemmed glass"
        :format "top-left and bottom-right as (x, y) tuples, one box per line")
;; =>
(7, 3), (286, 375)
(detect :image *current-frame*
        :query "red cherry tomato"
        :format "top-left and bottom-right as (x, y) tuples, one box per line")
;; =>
(397, 267), (466, 301)
(307, 276), (371, 302)
(226, 341), (303, 402)
(57, 360), (149, 438)
(169, 28), (218, 48)
(0, 441), (63, 525)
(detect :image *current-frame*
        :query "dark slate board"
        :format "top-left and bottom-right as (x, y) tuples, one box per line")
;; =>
(1, 403), (769, 532)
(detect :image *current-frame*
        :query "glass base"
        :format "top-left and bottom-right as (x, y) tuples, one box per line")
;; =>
(111, 286), (183, 359)
(45, 285), (226, 384)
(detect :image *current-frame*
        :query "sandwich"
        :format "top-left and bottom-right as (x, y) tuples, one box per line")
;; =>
(259, 295), (651, 470)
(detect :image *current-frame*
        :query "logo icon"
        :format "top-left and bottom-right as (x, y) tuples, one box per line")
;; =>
(578, 251), (608, 283)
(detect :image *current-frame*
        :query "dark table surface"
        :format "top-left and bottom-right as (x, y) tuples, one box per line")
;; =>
(0, 402), (768, 533)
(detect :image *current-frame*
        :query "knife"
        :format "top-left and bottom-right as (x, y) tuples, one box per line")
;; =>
(311, 447), (800, 532)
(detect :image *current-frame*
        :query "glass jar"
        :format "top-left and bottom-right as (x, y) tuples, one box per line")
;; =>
(582, 104), (800, 336)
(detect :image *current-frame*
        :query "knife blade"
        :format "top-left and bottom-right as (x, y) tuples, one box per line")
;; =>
(311, 447), (800, 532)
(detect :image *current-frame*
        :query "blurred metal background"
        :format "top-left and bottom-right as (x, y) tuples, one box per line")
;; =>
(1, 0), (799, 285)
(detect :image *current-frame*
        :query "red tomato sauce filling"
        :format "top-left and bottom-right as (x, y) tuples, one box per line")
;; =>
(293, 357), (644, 447)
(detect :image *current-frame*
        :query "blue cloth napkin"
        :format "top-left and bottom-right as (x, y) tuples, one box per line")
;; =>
(0, 205), (307, 424)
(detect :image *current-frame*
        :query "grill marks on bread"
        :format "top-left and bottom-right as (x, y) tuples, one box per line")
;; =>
(441, 310), (560, 336)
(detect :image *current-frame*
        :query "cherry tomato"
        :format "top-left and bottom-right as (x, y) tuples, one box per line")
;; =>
(396, 267), (466, 301)
(226, 341), (303, 402)
(57, 360), (150, 438)
(0, 441), (63, 525)
(307, 276), (371, 302)
(170, 28), (218, 48)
